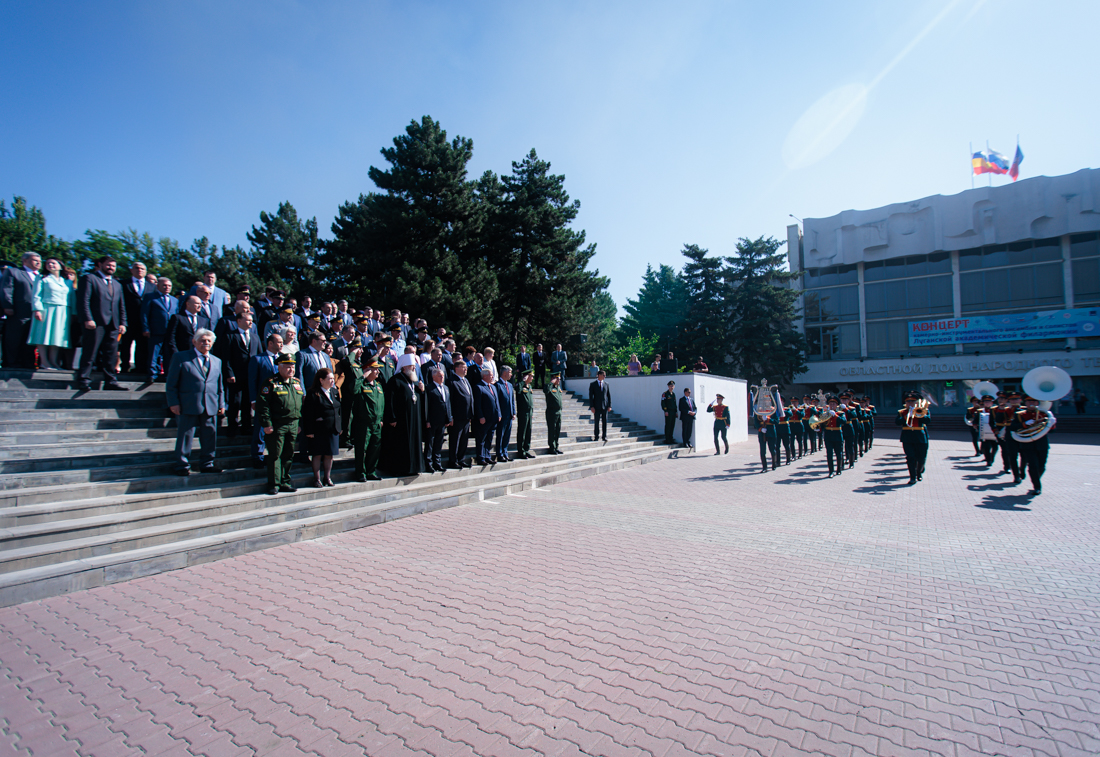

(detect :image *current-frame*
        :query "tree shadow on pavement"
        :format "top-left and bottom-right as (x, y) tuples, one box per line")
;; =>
(976, 493), (1034, 510)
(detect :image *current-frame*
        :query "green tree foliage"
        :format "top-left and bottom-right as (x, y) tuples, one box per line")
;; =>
(325, 116), (496, 341)
(484, 149), (611, 354)
(246, 202), (321, 297)
(0, 196), (74, 267)
(602, 333), (660, 377)
(620, 263), (688, 358)
(724, 236), (806, 384)
(679, 244), (728, 368)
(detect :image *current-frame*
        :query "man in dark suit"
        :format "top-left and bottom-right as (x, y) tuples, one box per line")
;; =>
(165, 328), (226, 475)
(296, 331), (333, 390)
(447, 358), (475, 469)
(533, 343), (547, 389)
(186, 272), (230, 321)
(679, 387), (697, 450)
(589, 369), (612, 442)
(214, 310), (261, 437)
(75, 256), (127, 391)
(0, 252), (41, 369)
(161, 296), (211, 369)
(473, 367), (501, 466)
(550, 343), (568, 390)
(119, 261), (149, 375)
(141, 277), (179, 381)
(494, 365), (517, 462)
(424, 365), (453, 472)
(516, 346), (532, 376)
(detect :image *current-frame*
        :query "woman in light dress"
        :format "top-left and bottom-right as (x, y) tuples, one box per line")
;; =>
(29, 258), (75, 370)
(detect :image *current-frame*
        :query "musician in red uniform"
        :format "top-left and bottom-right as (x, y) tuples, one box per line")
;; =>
(1000, 391), (1025, 485)
(1008, 394), (1055, 496)
(964, 396), (982, 456)
(991, 392), (1016, 477)
(821, 395), (847, 477)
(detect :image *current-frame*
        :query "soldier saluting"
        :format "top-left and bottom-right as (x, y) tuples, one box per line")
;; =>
(515, 368), (536, 459)
(544, 371), (564, 455)
(256, 352), (304, 496)
(351, 356), (385, 482)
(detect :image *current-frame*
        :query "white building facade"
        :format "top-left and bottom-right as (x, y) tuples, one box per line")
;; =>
(787, 168), (1100, 412)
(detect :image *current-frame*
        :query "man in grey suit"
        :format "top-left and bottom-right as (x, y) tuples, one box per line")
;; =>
(75, 256), (127, 391)
(0, 252), (42, 369)
(166, 328), (226, 476)
(186, 272), (230, 320)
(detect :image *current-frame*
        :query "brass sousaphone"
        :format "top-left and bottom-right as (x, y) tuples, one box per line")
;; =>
(1013, 366), (1070, 441)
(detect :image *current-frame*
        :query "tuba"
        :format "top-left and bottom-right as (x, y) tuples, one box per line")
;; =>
(1011, 366), (1070, 442)
(749, 379), (778, 419)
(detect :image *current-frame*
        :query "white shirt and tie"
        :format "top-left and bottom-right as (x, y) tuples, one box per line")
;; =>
(132, 277), (145, 298)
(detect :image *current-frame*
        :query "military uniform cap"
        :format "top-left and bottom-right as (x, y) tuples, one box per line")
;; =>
(276, 352), (296, 365)
(416, 326), (428, 333)
(271, 289), (286, 298)
(981, 394), (995, 401)
(521, 367), (534, 377)
(550, 371), (562, 378)
(235, 285), (251, 294)
(306, 312), (321, 320)
(970, 395), (982, 402)
(715, 393), (725, 400)
(362, 357), (380, 369)
(279, 305), (294, 314)
(380, 335), (393, 344)
(826, 394), (839, 402)
(1023, 394), (1039, 402)
(667, 380), (676, 386)
(347, 337), (362, 349)
(388, 323), (403, 331)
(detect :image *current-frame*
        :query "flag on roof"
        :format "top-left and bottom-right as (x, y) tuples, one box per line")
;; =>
(987, 150), (1010, 174)
(1009, 144), (1024, 181)
(972, 151), (993, 175)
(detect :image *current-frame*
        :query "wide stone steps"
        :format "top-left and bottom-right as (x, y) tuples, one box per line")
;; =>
(0, 368), (671, 606)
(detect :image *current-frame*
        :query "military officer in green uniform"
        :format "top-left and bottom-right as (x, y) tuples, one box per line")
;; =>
(351, 356), (386, 481)
(515, 367), (536, 459)
(661, 380), (677, 444)
(256, 352), (304, 495)
(545, 371), (564, 455)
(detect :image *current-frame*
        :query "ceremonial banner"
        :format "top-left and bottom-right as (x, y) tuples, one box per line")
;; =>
(909, 308), (1100, 347)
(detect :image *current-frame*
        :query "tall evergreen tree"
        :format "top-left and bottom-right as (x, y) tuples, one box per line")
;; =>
(485, 149), (609, 351)
(0, 196), (73, 267)
(324, 116), (496, 340)
(724, 236), (806, 384)
(620, 263), (688, 356)
(679, 244), (728, 369)
(246, 202), (321, 297)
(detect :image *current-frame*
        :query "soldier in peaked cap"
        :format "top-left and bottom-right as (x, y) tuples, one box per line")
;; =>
(964, 395), (982, 456)
(255, 352), (304, 495)
(978, 394), (998, 466)
(545, 371), (564, 454)
(895, 390), (931, 486)
(838, 391), (858, 469)
(351, 355), (386, 481)
(515, 367), (536, 459)
(801, 395), (817, 454)
(1009, 393), (1055, 496)
(661, 380), (678, 445)
(821, 394), (847, 477)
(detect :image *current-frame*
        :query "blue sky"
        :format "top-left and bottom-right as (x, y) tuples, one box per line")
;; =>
(3, 0), (1097, 312)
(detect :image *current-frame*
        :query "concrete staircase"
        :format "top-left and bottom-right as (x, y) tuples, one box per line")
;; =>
(0, 370), (673, 606)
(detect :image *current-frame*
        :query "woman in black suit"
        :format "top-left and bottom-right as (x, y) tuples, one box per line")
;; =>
(302, 368), (342, 487)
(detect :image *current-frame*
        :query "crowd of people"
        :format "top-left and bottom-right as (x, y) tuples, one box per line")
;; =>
(1, 253), (591, 493)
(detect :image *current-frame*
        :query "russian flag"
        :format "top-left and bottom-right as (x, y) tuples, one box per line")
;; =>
(987, 150), (1010, 174)
(1009, 144), (1024, 181)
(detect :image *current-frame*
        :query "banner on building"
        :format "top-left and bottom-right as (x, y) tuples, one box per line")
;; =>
(909, 308), (1100, 347)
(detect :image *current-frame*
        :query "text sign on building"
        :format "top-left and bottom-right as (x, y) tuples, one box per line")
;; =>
(908, 308), (1100, 347)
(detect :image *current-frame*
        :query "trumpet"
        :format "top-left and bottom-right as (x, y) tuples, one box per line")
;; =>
(905, 398), (929, 426)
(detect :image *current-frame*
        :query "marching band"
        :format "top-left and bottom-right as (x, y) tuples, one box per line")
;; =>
(741, 364), (1065, 496)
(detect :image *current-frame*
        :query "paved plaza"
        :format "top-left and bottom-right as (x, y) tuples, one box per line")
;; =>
(2, 431), (1099, 756)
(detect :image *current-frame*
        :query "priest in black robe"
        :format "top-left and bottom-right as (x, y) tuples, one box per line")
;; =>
(382, 352), (425, 476)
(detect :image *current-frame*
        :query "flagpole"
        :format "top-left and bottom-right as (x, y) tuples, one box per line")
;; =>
(986, 140), (992, 187)
(970, 142), (974, 189)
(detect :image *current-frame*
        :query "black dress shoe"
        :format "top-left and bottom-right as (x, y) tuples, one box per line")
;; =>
(75, 383), (91, 392)
(104, 383), (128, 391)
(354, 474), (368, 483)
(198, 466), (223, 474)
(366, 473), (381, 481)
(280, 485), (297, 493)
(268, 487), (279, 495)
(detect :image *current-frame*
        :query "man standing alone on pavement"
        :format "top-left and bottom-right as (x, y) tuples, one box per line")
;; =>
(589, 369), (611, 441)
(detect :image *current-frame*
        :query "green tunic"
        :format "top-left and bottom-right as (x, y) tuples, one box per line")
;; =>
(544, 384), (563, 453)
(516, 381), (535, 455)
(255, 375), (304, 489)
(352, 379), (386, 477)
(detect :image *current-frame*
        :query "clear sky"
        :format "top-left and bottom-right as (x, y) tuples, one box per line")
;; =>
(2, 0), (1097, 312)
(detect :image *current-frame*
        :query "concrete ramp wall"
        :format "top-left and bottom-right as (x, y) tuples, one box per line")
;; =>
(600, 374), (749, 448)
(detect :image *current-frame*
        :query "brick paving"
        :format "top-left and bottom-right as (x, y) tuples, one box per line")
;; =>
(2, 431), (1099, 756)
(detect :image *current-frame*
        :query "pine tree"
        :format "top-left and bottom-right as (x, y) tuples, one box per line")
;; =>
(724, 236), (806, 384)
(679, 244), (728, 370)
(246, 202), (321, 297)
(324, 116), (496, 341)
(0, 196), (73, 267)
(620, 263), (688, 357)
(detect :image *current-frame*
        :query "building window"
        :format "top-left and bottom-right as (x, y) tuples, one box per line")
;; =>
(806, 323), (859, 361)
(960, 263), (1064, 313)
(866, 320), (937, 357)
(1072, 234), (1100, 307)
(803, 285), (859, 323)
(959, 237), (1063, 271)
(865, 275), (952, 319)
(864, 252), (951, 281)
(803, 264), (858, 289)
(1070, 232), (1099, 259)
